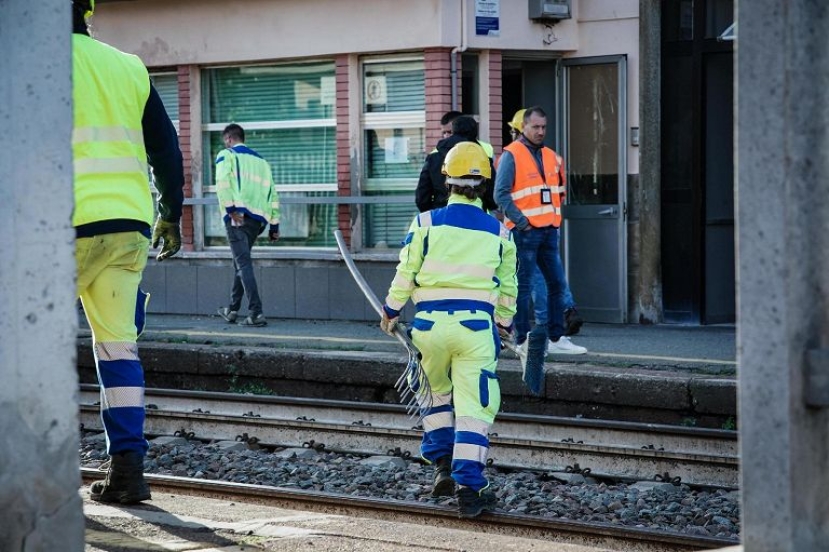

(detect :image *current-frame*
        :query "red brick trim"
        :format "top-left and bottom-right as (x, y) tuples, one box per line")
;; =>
(424, 47), (455, 153)
(177, 65), (194, 249)
(488, 50), (503, 155)
(335, 55), (352, 245)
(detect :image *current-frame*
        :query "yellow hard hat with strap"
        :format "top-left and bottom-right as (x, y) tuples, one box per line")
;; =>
(441, 142), (491, 186)
(73, 0), (95, 18)
(508, 109), (526, 132)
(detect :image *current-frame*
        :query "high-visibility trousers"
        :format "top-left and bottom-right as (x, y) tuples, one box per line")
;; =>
(411, 308), (501, 491)
(76, 231), (150, 456)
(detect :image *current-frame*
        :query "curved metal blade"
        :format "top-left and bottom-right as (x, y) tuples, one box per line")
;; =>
(333, 230), (432, 416)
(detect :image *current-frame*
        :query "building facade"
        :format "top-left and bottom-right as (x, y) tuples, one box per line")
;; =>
(93, 0), (733, 325)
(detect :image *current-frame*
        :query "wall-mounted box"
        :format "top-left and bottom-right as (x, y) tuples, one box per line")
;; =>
(528, 0), (571, 21)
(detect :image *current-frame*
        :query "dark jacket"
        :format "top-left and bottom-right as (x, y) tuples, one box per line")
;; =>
(415, 134), (497, 213)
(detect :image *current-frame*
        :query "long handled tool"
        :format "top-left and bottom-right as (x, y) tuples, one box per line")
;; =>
(333, 230), (432, 417)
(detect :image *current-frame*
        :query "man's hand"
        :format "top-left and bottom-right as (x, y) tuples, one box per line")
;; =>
(230, 212), (244, 224)
(269, 224), (280, 242)
(151, 217), (181, 261)
(496, 322), (514, 341)
(380, 311), (399, 337)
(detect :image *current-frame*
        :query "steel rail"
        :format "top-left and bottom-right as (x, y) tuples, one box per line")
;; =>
(80, 469), (738, 552)
(80, 386), (739, 487)
(79, 385), (736, 455)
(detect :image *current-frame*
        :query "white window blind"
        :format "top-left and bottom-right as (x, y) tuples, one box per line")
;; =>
(362, 59), (425, 249)
(201, 62), (337, 248)
(149, 72), (179, 129)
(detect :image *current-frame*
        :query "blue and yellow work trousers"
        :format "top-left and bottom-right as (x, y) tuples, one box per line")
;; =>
(411, 308), (501, 492)
(76, 231), (150, 456)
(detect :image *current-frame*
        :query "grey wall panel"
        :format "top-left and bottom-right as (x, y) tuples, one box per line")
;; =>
(261, 265), (297, 318)
(197, 266), (231, 313)
(141, 259), (405, 321)
(164, 265), (200, 314)
(295, 266), (330, 319)
(329, 266), (369, 320)
(141, 265), (167, 312)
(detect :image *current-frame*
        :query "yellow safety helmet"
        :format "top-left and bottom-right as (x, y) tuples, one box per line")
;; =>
(442, 142), (491, 186)
(73, 0), (94, 18)
(507, 108), (526, 132)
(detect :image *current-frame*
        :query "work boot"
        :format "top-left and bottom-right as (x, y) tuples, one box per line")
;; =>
(90, 452), (151, 504)
(456, 486), (497, 518)
(564, 307), (584, 336)
(431, 455), (455, 497)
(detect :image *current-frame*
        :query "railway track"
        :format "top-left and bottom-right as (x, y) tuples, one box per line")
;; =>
(79, 384), (739, 487)
(79, 469), (737, 552)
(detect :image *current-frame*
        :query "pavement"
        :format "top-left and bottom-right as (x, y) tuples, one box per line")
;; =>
(78, 314), (737, 427)
(82, 313), (736, 374)
(79, 486), (632, 552)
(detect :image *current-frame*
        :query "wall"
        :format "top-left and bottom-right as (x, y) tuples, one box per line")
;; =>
(93, 0), (638, 146)
(142, 258), (413, 322)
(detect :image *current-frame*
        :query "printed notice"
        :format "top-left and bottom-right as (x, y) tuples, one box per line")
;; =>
(475, 0), (500, 37)
(384, 137), (409, 164)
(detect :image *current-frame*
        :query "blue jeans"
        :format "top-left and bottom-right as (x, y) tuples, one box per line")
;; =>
(513, 226), (567, 341)
(531, 265), (575, 326)
(226, 217), (265, 315)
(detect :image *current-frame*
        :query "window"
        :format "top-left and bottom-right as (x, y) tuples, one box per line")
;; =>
(201, 62), (337, 248)
(362, 58), (425, 248)
(461, 53), (480, 116)
(148, 72), (179, 199)
(705, 0), (733, 39)
(150, 72), (179, 130)
(663, 0), (694, 42)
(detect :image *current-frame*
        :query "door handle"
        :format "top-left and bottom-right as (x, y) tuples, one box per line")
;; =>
(598, 208), (617, 216)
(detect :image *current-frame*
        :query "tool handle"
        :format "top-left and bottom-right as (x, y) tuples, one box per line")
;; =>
(333, 230), (415, 351)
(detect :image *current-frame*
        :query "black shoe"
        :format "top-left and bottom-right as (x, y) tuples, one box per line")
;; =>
(456, 486), (497, 518)
(90, 452), (151, 504)
(431, 455), (455, 497)
(564, 308), (583, 336)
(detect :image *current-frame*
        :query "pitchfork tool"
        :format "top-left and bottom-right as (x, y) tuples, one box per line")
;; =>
(333, 230), (432, 418)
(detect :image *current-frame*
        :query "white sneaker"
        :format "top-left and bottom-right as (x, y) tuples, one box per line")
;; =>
(547, 336), (587, 355)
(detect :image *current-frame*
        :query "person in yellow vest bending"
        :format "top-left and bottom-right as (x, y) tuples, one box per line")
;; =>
(73, 0), (184, 504)
(494, 106), (587, 355)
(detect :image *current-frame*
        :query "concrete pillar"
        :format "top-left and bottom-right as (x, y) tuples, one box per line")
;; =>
(634, 0), (662, 324)
(0, 1), (83, 551)
(737, 1), (829, 550)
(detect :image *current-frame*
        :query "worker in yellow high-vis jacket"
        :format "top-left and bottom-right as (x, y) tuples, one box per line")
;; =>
(73, 0), (184, 504)
(214, 123), (281, 327)
(381, 142), (517, 518)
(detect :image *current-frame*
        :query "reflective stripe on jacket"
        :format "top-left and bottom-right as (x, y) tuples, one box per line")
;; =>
(385, 195), (517, 327)
(72, 34), (153, 228)
(502, 141), (565, 229)
(215, 145), (281, 226)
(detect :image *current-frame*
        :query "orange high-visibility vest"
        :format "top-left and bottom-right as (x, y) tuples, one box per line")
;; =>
(503, 142), (566, 229)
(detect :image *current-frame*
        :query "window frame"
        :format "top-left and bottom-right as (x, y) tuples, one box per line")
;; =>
(199, 61), (339, 251)
(358, 55), (426, 249)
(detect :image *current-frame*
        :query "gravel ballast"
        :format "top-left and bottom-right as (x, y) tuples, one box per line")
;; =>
(80, 432), (740, 541)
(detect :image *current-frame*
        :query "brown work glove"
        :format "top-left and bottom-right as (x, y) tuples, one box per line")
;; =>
(151, 217), (181, 261)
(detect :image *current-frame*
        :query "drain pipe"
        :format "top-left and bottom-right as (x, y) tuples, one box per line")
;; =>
(450, 0), (468, 111)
